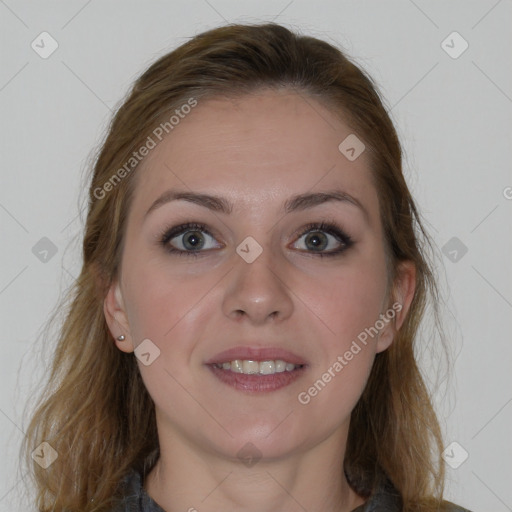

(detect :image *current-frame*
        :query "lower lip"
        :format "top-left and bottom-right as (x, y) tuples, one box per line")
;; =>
(207, 364), (307, 393)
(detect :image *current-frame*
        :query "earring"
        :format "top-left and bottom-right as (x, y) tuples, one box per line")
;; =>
(117, 335), (126, 341)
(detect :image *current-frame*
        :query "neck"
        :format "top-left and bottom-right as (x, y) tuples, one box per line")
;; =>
(144, 419), (366, 512)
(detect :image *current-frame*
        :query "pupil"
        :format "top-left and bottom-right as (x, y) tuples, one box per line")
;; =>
(307, 232), (326, 251)
(184, 231), (203, 250)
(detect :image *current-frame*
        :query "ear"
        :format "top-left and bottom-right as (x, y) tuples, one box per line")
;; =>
(376, 260), (416, 353)
(103, 279), (134, 353)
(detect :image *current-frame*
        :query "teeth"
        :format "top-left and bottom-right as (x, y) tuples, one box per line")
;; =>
(214, 359), (303, 375)
(259, 361), (275, 375)
(231, 360), (243, 373)
(275, 360), (287, 372)
(242, 360), (259, 374)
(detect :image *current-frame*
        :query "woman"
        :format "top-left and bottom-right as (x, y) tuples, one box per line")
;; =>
(23, 23), (472, 512)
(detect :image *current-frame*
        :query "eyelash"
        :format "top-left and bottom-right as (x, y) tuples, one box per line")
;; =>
(158, 220), (354, 258)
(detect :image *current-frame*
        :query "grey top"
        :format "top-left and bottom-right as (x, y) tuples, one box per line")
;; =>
(110, 469), (472, 512)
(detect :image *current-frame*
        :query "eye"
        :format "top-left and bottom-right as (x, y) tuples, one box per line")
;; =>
(160, 222), (222, 257)
(291, 221), (353, 257)
(159, 220), (353, 258)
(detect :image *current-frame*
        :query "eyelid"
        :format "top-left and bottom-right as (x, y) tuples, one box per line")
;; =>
(159, 222), (216, 244)
(291, 220), (351, 242)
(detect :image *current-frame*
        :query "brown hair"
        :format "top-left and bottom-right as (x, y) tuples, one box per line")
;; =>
(23, 22), (450, 511)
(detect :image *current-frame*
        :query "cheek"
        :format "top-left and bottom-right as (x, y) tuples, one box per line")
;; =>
(121, 254), (219, 349)
(121, 263), (210, 403)
(300, 260), (388, 350)
(296, 268), (384, 416)
(292, 258), (387, 409)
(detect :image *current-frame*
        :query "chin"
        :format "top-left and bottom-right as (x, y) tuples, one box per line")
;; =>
(205, 416), (315, 463)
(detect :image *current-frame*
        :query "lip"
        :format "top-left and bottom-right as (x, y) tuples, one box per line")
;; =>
(204, 346), (308, 366)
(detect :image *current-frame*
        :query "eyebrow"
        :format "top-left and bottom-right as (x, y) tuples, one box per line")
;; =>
(145, 188), (369, 223)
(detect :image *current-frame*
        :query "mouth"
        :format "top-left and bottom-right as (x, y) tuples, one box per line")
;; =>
(205, 346), (308, 393)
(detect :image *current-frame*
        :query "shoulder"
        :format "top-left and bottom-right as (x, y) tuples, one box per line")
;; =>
(108, 469), (141, 511)
(108, 469), (164, 512)
(440, 501), (473, 512)
(350, 474), (473, 512)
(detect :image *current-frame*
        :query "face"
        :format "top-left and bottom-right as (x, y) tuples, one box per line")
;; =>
(105, 89), (414, 462)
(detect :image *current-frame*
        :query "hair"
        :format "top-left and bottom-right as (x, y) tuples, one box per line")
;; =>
(23, 22), (452, 512)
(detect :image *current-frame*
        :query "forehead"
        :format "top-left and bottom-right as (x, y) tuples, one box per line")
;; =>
(130, 89), (379, 222)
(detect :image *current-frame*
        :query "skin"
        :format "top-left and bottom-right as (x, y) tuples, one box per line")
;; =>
(104, 88), (415, 512)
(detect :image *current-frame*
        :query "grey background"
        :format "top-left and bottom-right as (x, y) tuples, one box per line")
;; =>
(1, 1), (511, 510)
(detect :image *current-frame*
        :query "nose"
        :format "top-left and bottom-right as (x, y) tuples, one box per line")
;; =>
(222, 244), (294, 325)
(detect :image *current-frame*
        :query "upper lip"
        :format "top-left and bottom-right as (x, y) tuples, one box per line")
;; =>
(205, 346), (307, 366)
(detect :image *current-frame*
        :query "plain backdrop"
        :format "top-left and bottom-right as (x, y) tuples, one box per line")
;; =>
(1, 1), (511, 511)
